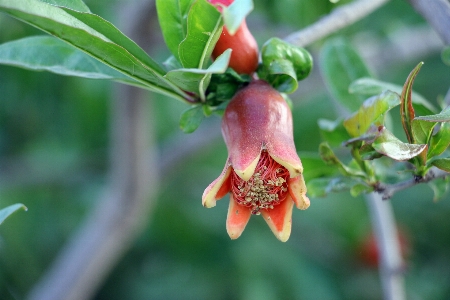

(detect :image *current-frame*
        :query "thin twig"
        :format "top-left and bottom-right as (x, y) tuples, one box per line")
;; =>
(365, 193), (406, 300)
(284, 0), (391, 47)
(376, 168), (449, 200)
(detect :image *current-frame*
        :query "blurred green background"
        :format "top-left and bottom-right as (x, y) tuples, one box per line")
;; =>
(1, 0), (450, 299)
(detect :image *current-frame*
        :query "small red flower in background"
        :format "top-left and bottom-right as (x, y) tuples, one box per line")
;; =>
(202, 80), (310, 242)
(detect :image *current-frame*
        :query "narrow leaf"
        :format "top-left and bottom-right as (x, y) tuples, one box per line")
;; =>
(0, 36), (131, 80)
(431, 158), (450, 172)
(222, 0), (253, 35)
(38, 0), (90, 12)
(343, 91), (400, 137)
(411, 119), (436, 145)
(372, 127), (427, 161)
(319, 38), (372, 112)
(0, 0), (189, 101)
(400, 62), (423, 143)
(0, 203), (27, 225)
(156, 0), (195, 61)
(178, 0), (222, 69)
(414, 106), (450, 122)
(428, 122), (450, 158)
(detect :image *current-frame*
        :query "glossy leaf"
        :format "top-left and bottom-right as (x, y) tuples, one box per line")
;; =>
(259, 38), (313, 94)
(39, 0), (90, 12)
(156, 0), (195, 61)
(431, 158), (450, 172)
(298, 152), (339, 181)
(343, 91), (399, 137)
(221, 0), (253, 35)
(0, 36), (133, 81)
(0, 0), (190, 101)
(0, 203), (27, 225)
(400, 62), (423, 144)
(428, 123), (450, 158)
(411, 119), (436, 146)
(179, 105), (205, 133)
(372, 127), (427, 161)
(442, 46), (450, 66)
(319, 142), (366, 178)
(165, 49), (231, 99)
(319, 38), (372, 112)
(349, 77), (436, 115)
(178, 0), (222, 69)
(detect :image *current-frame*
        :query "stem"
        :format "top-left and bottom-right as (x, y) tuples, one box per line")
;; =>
(376, 168), (449, 200)
(365, 193), (406, 300)
(284, 0), (391, 47)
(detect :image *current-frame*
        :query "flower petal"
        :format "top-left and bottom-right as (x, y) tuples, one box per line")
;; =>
(260, 196), (294, 242)
(226, 194), (252, 239)
(202, 162), (232, 208)
(288, 175), (310, 210)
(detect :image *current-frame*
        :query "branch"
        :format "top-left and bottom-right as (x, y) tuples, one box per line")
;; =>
(365, 193), (406, 300)
(376, 168), (449, 200)
(407, 0), (450, 45)
(284, 0), (391, 47)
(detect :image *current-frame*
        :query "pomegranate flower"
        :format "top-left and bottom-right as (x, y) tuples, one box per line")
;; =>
(202, 80), (310, 242)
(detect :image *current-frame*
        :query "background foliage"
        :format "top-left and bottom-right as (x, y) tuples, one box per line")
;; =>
(1, 0), (450, 299)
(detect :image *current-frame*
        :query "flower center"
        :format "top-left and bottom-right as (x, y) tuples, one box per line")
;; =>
(231, 151), (290, 215)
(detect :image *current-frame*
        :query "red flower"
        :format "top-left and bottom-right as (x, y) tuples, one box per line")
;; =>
(202, 80), (310, 242)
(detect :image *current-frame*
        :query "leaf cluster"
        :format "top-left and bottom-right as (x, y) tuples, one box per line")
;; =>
(311, 38), (450, 201)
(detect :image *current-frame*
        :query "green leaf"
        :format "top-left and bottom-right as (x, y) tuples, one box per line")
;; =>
(178, 0), (222, 69)
(319, 38), (372, 112)
(428, 122), (450, 158)
(431, 158), (450, 172)
(411, 119), (437, 146)
(442, 46), (450, 66)
(349, 77), (436, 115)
(343, 91), (400, 137)
(179, 105), (205, 133)
(317, 118), (351, 147)
(372, 126), (427, 161)
(259, 38), (313, 94)
(414, 106), (450, 122)
(412, 103), (450, 147)
(221, 0), (253, 35)
(0, 203), (27, 225)
(0, 36), (133, 81)
(205, 68), (251, 105)
(156, 0), (195, 61)
(400, 62), (423, 144)
(165, 49), (231, 99)
(319, 142), (366, 178)
(0, 0), (190, 101)
(38, 0), (89, 12)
